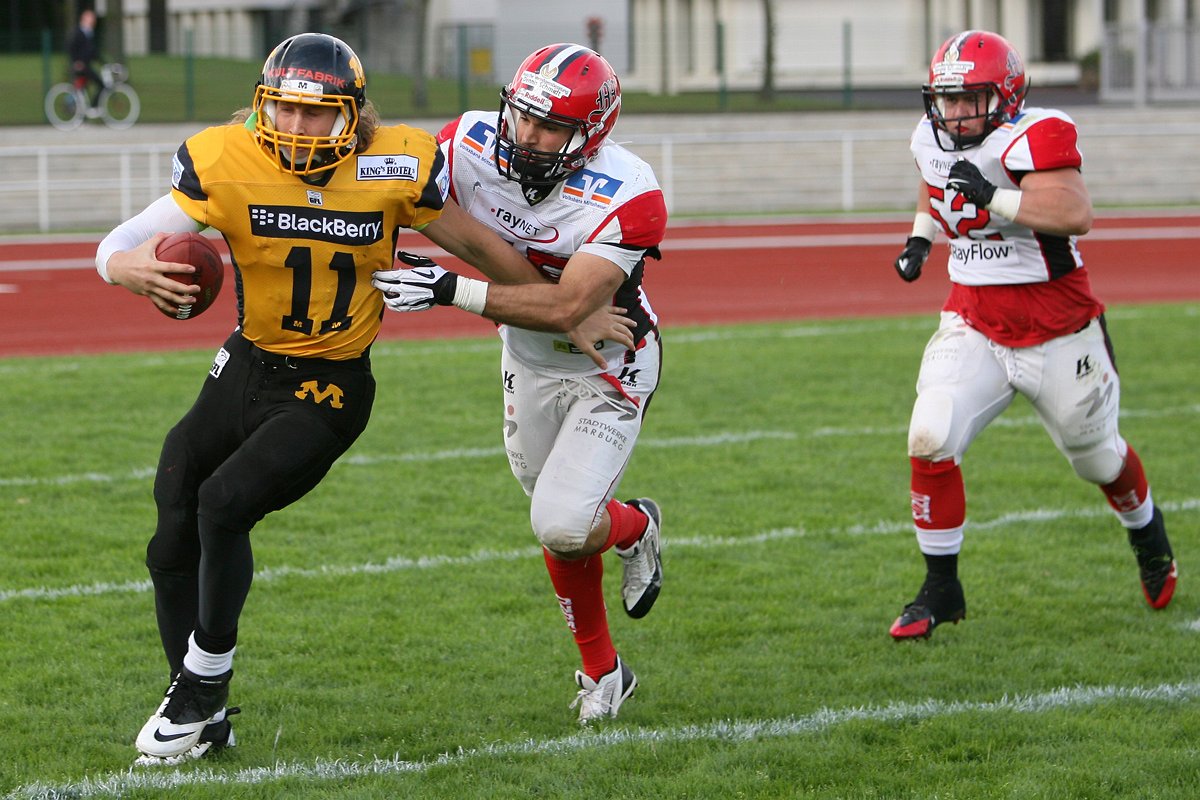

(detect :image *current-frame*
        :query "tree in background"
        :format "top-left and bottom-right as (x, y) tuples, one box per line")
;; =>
(148, 0), (166, 53)
(411, 0), (429, 109)
(107, 0), (123, 62)
(760, 0), (775, 102)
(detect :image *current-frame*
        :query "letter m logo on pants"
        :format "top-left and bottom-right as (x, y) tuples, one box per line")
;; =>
(295, 380), (345, 409)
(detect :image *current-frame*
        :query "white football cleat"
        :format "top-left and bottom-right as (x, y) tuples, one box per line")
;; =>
(133, 710), (237, 767)
(616, 498), (663, 618)
(570, 656), (637, 725)
(135, 668), (231, 761)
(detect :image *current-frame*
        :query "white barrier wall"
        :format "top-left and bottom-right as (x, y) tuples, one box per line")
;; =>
(2, 107), (1200, 234)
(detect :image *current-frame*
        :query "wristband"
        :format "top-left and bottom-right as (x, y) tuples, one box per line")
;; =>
(911, 212), (938, 241)
(451, 276), (489, 315)
(986, 188), (1022, 221)
(96, 251), (115, 284)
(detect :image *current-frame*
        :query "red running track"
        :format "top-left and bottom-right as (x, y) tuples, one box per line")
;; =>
(1, 214), (1198, 358)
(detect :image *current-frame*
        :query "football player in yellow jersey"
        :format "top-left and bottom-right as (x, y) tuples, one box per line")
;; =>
(95, 33), (633, 766)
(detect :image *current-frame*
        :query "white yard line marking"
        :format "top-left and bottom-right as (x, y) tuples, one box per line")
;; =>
(2, 498), (1195, 604)
(9, 680), (1200, 799)
(4, 397), (1196, 488)
(811, 403), (1200, 438)
(0, 306), (1175, 379)
(0, 431), (797, 488)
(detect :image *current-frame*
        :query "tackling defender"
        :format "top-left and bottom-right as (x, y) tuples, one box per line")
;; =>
(889, 30), (1176, 640)
(373, 43), (666, 724)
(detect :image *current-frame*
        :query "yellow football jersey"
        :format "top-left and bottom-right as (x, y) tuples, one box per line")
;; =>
(170, 122), (447, 360)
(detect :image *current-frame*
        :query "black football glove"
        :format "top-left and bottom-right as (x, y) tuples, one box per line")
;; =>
(946, 160), (996, 208)
(371, 251), (459, 312)
(893, 236), (933, 283)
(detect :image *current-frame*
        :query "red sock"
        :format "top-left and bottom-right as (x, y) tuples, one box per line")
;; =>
(602, 498), (648, 552)
(1101, 445), (1149, 513)
(543, 548), (617, 680)
(910, 457), (965, 531)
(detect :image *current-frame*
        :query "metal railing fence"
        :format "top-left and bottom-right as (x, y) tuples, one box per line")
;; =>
(4, 123), (1200, 234)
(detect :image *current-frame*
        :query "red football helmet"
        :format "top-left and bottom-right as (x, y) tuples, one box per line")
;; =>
(922, 30), (1027, 151)
(497, 43), (621, 186)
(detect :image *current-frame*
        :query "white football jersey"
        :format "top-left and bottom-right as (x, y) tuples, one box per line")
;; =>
(438, 110), (667, 376)
(910, 107), (1085, 286)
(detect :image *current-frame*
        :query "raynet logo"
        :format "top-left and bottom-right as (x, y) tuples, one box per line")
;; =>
(489, 204), (559, 244)
(248, 205), (383, 245)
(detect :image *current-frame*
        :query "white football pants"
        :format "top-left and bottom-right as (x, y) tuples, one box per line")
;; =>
(908, 311), (1127, 484)
(501, 337), (661, 554)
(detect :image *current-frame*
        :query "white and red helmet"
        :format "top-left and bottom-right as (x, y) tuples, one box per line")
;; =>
(497, 43), (621, 185)
(922, 30), (1027, 150)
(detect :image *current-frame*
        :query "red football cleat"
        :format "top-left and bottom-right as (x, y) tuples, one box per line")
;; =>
(889, 577), (966, 641)
(1130, 507), (1176, 610)
(1140, 558), (1177, 610)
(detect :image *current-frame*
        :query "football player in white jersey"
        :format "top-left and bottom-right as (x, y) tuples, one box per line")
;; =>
(888, 30), (1176, 640)
(372, 44), (667, 723)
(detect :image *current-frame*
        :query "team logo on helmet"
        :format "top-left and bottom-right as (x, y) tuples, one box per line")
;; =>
(594, 77), (618, 113)
(1003, 50), (1022, 92)
(932, 45), (974, 87)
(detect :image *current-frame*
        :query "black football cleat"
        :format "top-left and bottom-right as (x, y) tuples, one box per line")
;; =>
(1129, 507), (1177, 610)
(890, 577), (966, 641)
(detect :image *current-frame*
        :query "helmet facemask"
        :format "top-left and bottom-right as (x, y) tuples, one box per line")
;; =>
(254, 83), (359, 175)
(923, 85), (1002, 151)
(496, 95), (592, 186)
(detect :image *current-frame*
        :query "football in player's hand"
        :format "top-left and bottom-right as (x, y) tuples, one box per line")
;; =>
(155, 232), (224, 320)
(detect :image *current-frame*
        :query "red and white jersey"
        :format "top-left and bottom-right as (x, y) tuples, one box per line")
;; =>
(910, 108), (1104, 346)
(437, 110), (667, 375)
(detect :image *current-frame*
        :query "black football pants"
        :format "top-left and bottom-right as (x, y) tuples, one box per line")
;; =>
(145, 331), (375, 673)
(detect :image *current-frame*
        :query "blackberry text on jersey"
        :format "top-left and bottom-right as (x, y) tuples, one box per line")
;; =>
(248, 205), (383, 245)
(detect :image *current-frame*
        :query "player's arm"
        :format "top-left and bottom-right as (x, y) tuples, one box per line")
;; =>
(893, 181), (937, 282)
(480, 252), (626, 332)
(96, 194), (204, 312)
(946, 161), (1092, 237)
(1007, 168), (1092, 236)
(375, 249), (626, 333)
(407, 200), (635, 358)
(420, 198), (543, 285)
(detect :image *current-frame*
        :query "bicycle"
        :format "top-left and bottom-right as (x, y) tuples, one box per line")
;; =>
(44, 63), (140, 131)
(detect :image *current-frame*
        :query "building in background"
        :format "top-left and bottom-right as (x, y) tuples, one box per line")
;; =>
(14, 0), (1199, 101)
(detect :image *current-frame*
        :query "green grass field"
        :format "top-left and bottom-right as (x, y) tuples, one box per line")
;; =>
(6, 52), (878, 128)
(1, 306), (1198, 799)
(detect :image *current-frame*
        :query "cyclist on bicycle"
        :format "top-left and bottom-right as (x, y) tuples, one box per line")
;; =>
(68, 8), (103, 113)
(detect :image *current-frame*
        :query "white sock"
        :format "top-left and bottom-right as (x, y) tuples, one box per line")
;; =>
(1115, 492), (1155, 530)
(182, 632), (235, 677)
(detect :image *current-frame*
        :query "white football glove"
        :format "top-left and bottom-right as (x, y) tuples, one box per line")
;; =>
(372, 252), (458, 313)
